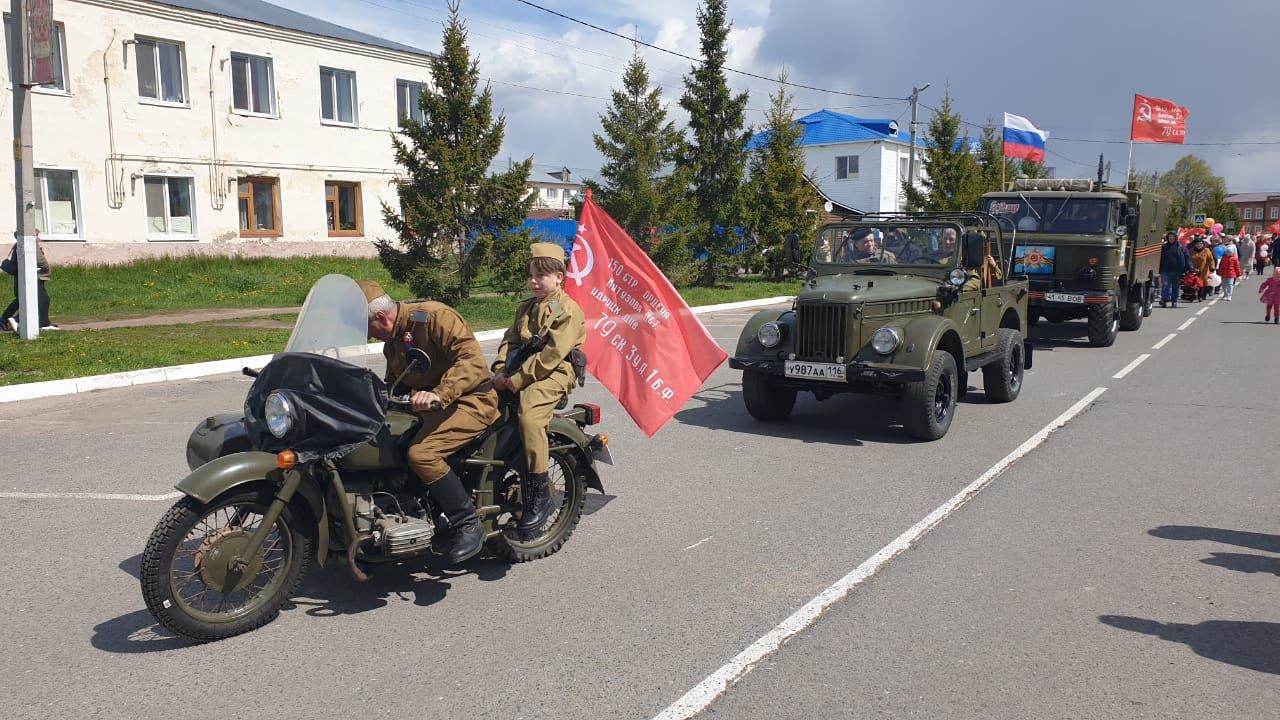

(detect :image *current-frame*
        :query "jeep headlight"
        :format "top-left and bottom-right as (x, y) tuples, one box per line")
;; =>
(758, 321), (785, 348)
(264, 391), (296, 439)
(871, 327), (902, 355)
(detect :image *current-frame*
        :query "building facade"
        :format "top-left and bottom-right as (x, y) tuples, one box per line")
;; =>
(526, 167), (583, 218)
(2, 0), (434, 263)
(1225, 193), (1280, 236)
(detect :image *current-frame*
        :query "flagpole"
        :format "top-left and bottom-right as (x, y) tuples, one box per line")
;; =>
(1124, 141), (1134, 190)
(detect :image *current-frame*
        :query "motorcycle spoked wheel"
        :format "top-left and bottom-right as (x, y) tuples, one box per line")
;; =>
(140, 488), (313, 642)
(489, 452), (586, 563)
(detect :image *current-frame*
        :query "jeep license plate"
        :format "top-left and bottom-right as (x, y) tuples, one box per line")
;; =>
(784, 361), (846, 382)
(1044, 292), (1085, 304)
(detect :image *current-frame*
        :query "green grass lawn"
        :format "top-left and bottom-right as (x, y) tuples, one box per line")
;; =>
(1, 257), (800, 387)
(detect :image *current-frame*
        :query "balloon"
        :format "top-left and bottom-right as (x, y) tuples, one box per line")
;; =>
(1212, 223), (1223, 235)
(1203, 217), (1215, 229)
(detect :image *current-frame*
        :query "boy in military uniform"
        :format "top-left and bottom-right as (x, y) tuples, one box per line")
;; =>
(491, 243), (586, 534)
(359, 280), (499, 565)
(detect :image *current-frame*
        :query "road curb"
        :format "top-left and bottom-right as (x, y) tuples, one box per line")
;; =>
(0, 296), (793, 404)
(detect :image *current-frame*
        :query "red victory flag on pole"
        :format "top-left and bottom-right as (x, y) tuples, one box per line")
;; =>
(566, 192), (727, 437)
(1130, 94), (1189, 144)
(1269, 220), (1280, 235)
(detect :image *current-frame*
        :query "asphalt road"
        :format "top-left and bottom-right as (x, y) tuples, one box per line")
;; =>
(1, 283), (1276, 719)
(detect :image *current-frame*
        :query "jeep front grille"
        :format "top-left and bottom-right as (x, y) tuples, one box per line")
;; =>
(796, 302), (847, 361)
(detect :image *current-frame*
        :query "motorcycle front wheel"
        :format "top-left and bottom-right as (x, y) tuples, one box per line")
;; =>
(140, 487), (313, 642)
(490, 452), (586, 563)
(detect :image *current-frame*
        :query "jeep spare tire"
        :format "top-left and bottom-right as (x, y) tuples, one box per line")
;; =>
(743, 370), (797, 421)
(902, 351), (958, 441)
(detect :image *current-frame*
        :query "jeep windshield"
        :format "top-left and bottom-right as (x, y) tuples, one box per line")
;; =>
(814, 224), (964, 268)
(982, 197), (1112, 234)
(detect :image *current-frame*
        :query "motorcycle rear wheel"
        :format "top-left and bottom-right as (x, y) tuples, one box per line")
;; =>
(490, 452), (585, 563)
(140, 488), (312, 642)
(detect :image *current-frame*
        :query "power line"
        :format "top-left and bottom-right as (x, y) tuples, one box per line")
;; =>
(510, 0), (906, 101)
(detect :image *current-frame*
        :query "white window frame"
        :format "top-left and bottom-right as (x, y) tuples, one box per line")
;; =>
(4, 15), (69, 94)
(396, 78), (426, 123)
(1243, 208), (1252, 220)
(835, 155), (859, 180)
(134, 36), (188, 106)
(1258, 207), (1266, 220)
(33, 167), (82, 239)
(319, 66), (358, 126)
(545, 187), (559, 199)
(230, 51), (275, 118)
(143, 174), (198, 241)
(1271, 207), (1279, 220)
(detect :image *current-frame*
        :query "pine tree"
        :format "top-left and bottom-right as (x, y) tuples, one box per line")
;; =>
(377, 1), (533, 303)
(975, 119), (1015, 194)
(678, 0), (751, 287)
(1017, 158), (1050, 179)
(745, 71), (821, 279)
(902, 93), (981, 212)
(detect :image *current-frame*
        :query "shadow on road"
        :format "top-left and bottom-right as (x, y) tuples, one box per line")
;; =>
(90, 610), (192, 654)
(1099, 615), (1280, 675)
(118, 553), (142, 580)
(287, 554), (510, 618)
(1200, 552), (1280, 576)
(1148, 525), (1280, 553)
(675, 382), (921, 446)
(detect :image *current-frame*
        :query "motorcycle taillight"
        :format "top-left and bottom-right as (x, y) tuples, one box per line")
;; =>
(574, 403), (601, 425)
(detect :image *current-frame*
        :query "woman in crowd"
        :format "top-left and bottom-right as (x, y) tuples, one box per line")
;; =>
(1189, 238), (1217, 302)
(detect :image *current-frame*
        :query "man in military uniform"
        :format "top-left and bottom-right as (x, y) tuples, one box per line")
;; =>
(359, 280), (499, 565)
(491, 243), (586, 534)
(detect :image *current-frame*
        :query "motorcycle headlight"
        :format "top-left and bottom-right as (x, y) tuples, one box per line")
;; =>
(871, 327), (902, 355)
(758, 321), (785, 348)
(264, 391), (295, 439)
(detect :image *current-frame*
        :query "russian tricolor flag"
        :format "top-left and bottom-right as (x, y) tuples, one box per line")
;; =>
(1003, 112), (1049, 163)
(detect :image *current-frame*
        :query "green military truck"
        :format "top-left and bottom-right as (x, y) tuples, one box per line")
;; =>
(978, 178), (1167, 347)
(729, 213), (1032, 441)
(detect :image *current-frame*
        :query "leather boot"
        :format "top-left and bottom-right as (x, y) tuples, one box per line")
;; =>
(517, 471), (556, 534)
(426, 471), (484, 565)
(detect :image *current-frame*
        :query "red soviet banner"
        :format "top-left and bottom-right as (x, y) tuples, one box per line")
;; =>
(566, 192), (727, 437)
(1131, 94), (1188, 144)
(1269, 220), (1280, 236)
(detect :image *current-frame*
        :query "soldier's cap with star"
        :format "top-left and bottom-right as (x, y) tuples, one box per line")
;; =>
(356, 279), (386, 303)
(530, 242), (566, 261)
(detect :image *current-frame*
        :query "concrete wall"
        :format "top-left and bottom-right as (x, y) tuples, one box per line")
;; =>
(1, 0), (434, 264)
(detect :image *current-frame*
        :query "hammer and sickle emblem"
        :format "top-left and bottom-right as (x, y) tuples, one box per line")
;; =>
(1137, 101), (1152, 123)
(567, 224), (594, 287)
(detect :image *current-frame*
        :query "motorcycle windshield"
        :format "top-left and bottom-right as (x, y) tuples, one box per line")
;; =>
(284, 274), (372, 362)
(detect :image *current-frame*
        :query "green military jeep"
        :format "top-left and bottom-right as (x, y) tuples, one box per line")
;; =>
(729, 213), (1033, 440)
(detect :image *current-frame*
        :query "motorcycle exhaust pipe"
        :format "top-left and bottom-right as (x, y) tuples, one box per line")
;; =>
(345, 535), (377, 583)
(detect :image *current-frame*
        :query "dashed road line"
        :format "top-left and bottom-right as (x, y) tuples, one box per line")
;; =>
(1178, 317), (1197, 331)
(1112, 354), (1151, 379)
(1196, 306), (1210, 316)
(651, 387), (1110, 720)
(1151, 333), (1177, 350)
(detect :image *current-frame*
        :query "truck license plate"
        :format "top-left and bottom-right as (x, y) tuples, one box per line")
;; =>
(1044, 292), (1085, 304)
(784, 361), (846, 382)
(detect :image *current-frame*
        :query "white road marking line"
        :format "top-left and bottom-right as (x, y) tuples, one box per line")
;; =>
(651, 386), (1109, 720)
(1178, 317), (1197, 331)
(1209, 299), (1219, 306)
(0, 491), (182, 502)
(1112, 354), (1151, 379)
(684, 536), (713, 551)
(1151, 333), (1177, 350)
(1196, 306), (1210, 316)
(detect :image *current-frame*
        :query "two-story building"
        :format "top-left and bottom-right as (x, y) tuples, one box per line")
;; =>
(526, 167), (583, 219)
(1225, 193), (1280, 236)
(2, 0), (435, 263)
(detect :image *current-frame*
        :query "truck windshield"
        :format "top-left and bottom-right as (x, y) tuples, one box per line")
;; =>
(982, 197), (1112, 235)
(814, 224), (965, 267)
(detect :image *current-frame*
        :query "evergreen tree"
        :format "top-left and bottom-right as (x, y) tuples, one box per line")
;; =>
(975, 119), (1014, 194)
(902, 93), (981, 212)
(745, 71), (821, 279)
(678, 0), (751, 287)
(1017, 158), (1050, 179)
(377, 1), (533, 303)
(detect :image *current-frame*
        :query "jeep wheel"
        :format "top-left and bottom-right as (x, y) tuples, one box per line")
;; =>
(982, 328), (1024, 403)
(1119, 287), (1144, 331)
(1086, 302), (1119, 347)
(902, 351), (958, 441)
(742, 371), (796, 421)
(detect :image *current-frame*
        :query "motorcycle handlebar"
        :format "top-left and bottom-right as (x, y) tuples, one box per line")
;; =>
(242, 367), (260, 378)
(388, 395), (441, 412)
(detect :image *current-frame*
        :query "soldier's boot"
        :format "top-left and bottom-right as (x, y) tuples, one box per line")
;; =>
(427, 470), (484, 565)
(517, 471), (556, 534)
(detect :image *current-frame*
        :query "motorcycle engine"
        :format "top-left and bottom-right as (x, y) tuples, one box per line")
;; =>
(373, 515), (435, 557)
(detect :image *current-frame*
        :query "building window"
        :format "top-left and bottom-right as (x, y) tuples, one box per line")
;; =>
(34, 169), (80, 238)
(545, 187), (559, 199)
(835, 155), (859, 180)
(231, 52), (274, 116)
(1258, 207), (1266, 219)
(237, 177), (280, 236)
(1243, 208), (1252, 220)
(325, 181), (362, 236)
(4, 16), (67, 91)
(144, 176), (196, 239)
(1271, 207), (1279, 220)
(396, 79), (425, 123)
(320, 67), (357, 125)
(899, 157), (908, 179)
(135, 37), (186, 104)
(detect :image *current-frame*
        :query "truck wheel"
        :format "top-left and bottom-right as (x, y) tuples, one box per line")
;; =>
(742, 371), (796, 421)
(902, 351), (958, 441)
(1141, 282), (1155, 317)
(982, 328), (1024, 403)
(1087, 302), (1119, 347)
(1119, 287), (1144, 331)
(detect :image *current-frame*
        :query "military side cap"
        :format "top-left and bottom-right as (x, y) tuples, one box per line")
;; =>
(531, 242), (566, 261)
(356, 279), (386, 303)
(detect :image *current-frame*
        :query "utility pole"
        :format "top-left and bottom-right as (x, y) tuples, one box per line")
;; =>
(906, 83), (930, 191)
(9, 0), (40, 339)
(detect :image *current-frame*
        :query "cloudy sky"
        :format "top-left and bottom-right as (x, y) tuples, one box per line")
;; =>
(275, 0), (1279, 192)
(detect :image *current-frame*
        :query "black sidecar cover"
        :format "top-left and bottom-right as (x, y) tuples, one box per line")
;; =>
(244, 352), (389, 462)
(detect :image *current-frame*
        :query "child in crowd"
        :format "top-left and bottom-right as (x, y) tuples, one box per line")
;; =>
(1260, 266), (1280, 324)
